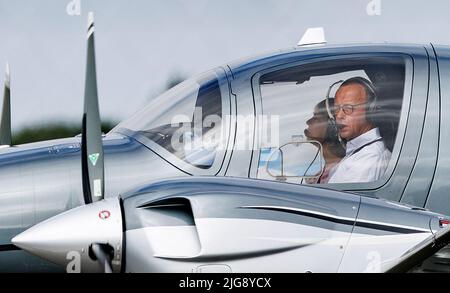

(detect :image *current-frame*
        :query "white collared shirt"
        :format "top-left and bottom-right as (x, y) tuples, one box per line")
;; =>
(328, 128), (391, 183)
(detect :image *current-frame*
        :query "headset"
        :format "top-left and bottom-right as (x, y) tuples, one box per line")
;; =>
(323, 99), (338, 143)
(325, 80), (344, 146)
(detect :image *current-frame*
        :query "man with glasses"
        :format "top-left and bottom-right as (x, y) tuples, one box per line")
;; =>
(327, 77), (391, 183)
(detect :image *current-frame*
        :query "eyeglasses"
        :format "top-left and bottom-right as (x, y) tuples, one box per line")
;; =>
(334, 102), (368, 115)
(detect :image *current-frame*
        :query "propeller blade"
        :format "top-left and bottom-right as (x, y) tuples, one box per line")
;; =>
(90, 243), (114, 273)
(82, 12), (105, 204)
(0, 62), (11, 146)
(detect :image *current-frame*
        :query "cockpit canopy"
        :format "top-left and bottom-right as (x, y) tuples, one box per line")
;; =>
(114, 68), (230, 171)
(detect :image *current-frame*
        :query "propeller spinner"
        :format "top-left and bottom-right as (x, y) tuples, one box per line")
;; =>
(12, 198), (123, 273)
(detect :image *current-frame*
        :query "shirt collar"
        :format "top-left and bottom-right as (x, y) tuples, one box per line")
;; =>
(345, 128), (381, 156)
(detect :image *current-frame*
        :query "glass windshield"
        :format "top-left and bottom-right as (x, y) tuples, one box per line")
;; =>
(114, 69), (227, 169)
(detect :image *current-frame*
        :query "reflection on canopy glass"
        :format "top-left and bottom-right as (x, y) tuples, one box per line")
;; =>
(116, 70), (226, 169)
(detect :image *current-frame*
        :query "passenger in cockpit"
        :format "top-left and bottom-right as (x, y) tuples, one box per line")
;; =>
(304, 99), (345, 184)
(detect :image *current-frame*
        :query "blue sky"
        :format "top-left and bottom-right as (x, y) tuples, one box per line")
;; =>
(0, 0), (449, 129)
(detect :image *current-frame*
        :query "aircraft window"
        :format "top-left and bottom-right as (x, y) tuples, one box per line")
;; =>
(116, 69), (226, 169)
(256, 57), (407, 186)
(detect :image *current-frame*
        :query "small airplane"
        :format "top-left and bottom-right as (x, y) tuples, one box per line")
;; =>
(1, 16), (450, 272)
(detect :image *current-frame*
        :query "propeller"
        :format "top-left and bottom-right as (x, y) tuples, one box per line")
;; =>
(12, 12), (120, 273)
(79, 11), (114, 272)
(81, 12), (105, 204)
(0, 62), (11, 146)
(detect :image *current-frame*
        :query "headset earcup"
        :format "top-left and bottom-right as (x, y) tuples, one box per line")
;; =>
(366, 100), (378, 125)
(327, 119), (338, 142)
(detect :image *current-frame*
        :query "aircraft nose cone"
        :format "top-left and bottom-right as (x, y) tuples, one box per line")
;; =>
(11, 227), (48, 251)
(12, 198), (123, 273)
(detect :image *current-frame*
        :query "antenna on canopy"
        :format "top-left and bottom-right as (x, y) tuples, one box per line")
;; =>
(297, 27), (327, 47)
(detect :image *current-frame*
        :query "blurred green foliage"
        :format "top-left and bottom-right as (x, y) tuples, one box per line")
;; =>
(12, 120), (117, 145)
(12, 76), (185, 145)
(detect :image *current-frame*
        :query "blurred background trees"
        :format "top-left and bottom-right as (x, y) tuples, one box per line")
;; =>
(12, 121), (117, 145)
(11, 73), (186, 145)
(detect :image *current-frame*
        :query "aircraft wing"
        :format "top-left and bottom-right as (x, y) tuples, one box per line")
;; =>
(384, 221), (450, 272)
